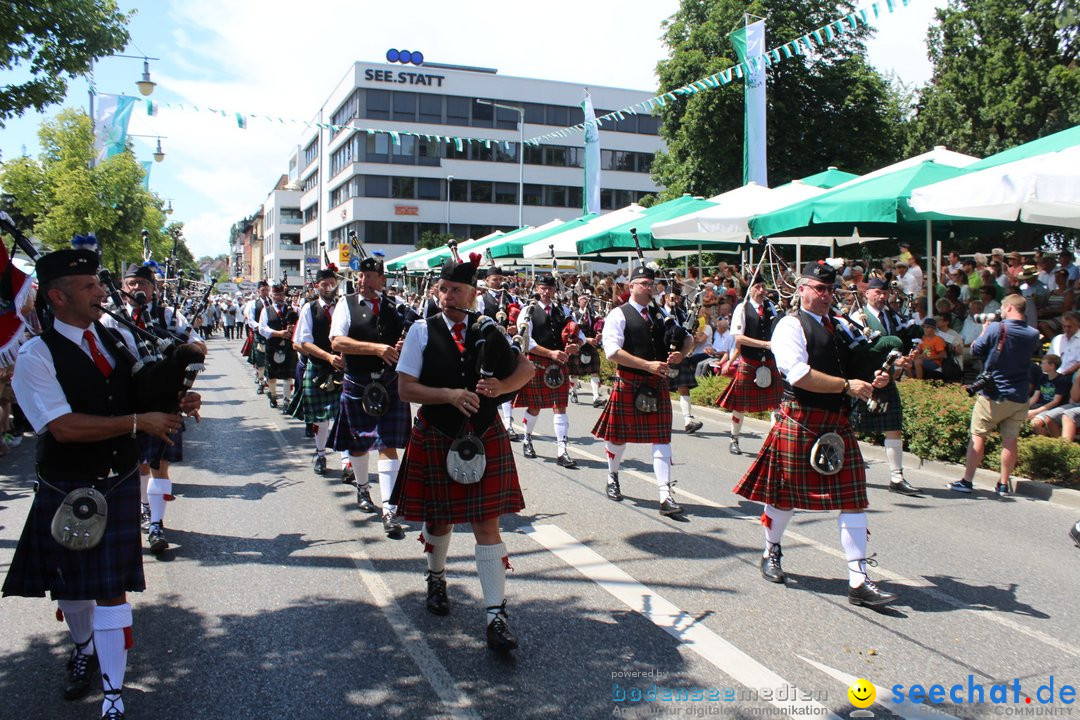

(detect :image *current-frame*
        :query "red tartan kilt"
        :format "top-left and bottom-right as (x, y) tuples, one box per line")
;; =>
(717, 358), (783, 412)
(394, 415), (525, 525)
(241, 330), (253, 356)
(592, 368), (672, 444)
(513, 358), (569, 408)
(566, 348), (601, 376)
(733, 401), (868, 511)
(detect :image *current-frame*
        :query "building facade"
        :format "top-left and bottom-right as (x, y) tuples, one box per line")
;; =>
(291, 58), (665, 265)
(261, 175), (304, 286)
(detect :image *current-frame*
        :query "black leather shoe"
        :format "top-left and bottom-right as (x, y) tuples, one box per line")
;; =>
(268, 394), (278, 408)
(147, 522), (168, 555)
(63, 644), (98, 700)
(729, 438), (742, 455)
(592, 397), (605, 408)
(256, 381), (264, 395)
(382, 512), (404, 539)
(341, 464), (355, 485)
(356, 486), (378, 514)
(760, 544), (786, 584)
(506, 427), (520, 442)
(659, 498), (683, 516)
(889, 477), (921, 496)
(522, 439), (537, 459)
(486, 602), (518, 652)
(556, 452), (577, 468)
(312, 454), (327, 476)
(606, 473), (623, 501)
(848, 580), (898, 608)
(425, 572), (450, 616)
(1070, 521), (1080, 549)
(684, 417), (703, 434)
(570, 388), (579, 404)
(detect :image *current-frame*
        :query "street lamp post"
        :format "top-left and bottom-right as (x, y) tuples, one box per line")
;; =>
(477, 99), (525, 229)
(88, 53), (160, 169)
(446, 175), (454, 236)
(129, 134), (167, 162)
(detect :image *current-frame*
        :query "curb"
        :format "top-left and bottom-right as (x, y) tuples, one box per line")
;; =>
(685, 401), (1080, 513)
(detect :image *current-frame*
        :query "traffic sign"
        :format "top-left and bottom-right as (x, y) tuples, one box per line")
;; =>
(350, 258), (361, 271)
(339, 243), (350, 263)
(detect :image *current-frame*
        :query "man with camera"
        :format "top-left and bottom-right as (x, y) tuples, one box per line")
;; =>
(947, 294), (1041, 497)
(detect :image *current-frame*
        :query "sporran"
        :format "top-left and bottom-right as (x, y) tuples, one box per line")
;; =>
(447, 433), (486, 485)
(50, 487), (108, 551)
(754, 365), (773, 388)
(809, 432), (845, 476)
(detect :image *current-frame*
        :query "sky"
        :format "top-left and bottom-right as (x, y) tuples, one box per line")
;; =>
(0, 0), (946, 258)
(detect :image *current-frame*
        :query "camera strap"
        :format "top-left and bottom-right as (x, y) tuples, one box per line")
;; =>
(985, 321), (1007, 372)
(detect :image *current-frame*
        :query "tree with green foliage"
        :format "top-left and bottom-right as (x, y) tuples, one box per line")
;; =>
(418, 230), (453, 250)
(906, 0), (1080, 157)
(0, 108), (195, 272)
(1, 0), (132, 126)
(652, 0), (908, 199)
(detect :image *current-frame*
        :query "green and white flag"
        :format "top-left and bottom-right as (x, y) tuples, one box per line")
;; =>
(582, 90), (601, 215)
(140, 161), (152, 190)
(93, 93), (137, 164)
(730, 18), (768, 186)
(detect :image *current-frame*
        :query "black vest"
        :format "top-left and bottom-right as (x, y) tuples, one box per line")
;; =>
(38, 324), (139, 481)
(264, 304), (289, 353)
(784, 311), (852, 412)
(480, 292), (500, 320)
(343, 293), (403, 375)
(307, 300), (335, 369)
(741, 300), (776, 362)
(418, 315), (497, 436)
(617, 303), (666, 365)
(528, 303), (563, 350)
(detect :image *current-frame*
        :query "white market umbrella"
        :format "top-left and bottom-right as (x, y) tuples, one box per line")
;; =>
(909, 145), (1080, 229)
(651, 182), (824, 243)
(520, 204), (647, 259)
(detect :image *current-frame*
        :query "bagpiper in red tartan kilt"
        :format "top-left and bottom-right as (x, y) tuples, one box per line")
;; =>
(513, 357), (569, 408)
(393, 412), (525, 525)
(717, 356), (784, 412)
(733, 399), (868, 511)
(592, 367), (672, 445)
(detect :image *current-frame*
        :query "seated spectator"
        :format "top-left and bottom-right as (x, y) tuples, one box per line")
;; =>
(979, 285), (1001, 315)
(935, 311), (964, 381)
(1029, 354), (1071, 424)
(1017, 265), (1048, 330)
(1007, 251), (1025, 281)
(1038, 270), (1075, 338)
(914, 318), (947, 380)
(1031, 366), (1080, 439)
(1059, 250), (1079, 285)
(1048, 311), (1080, 380)
(1038, 256), (1059, 291)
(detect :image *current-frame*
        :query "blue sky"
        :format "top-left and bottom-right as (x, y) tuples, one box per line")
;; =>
(0, 0), (945, 258)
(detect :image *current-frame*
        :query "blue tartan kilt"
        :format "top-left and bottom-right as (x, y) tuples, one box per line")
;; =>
(302, 361), (341, 423)
(850, 382), (904, 434)
(330, 371), (411, 453)
(2, 467), (146, 600)
(137, 427), (183, 466)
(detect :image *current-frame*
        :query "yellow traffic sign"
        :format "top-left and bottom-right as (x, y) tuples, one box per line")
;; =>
(339, 243), (350, 263)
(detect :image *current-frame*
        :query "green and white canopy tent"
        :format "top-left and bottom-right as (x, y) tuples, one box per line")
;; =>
(520, 204), (648, 259)
(571, 195), (720, 256)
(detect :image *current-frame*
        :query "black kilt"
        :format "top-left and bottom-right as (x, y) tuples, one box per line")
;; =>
(717, 357), (783, 412)
(513, 357), (569, 409)
(733, 400), (868, 511)
(566, 345), (601, 377)
(592, 368), (672, 444)
(2, 468), (145, 600)
(850, 382), (903, 434)
(330, 371), (410, 453)
(264, 343), (297, 380)
(301, 361), (341, 424)
(250, 334), (266, 368)
(394, 414), (524, 525)
(669, 357), (698, 390)
(137, 426), (183, 466)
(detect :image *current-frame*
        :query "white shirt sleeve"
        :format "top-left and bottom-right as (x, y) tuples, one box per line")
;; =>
(295, 302), (316, 344)
(396, 318), (430, 378)
(328, 297), (352, 340)
(730, 301), (747, 337)
(11, 338), (71, 434)
(771, 314), (810, 385)
(601, 305), (628, 359)
(258, 308), (275, 340)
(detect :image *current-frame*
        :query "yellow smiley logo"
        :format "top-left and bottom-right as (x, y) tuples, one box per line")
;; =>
(848, 678), (876, 708)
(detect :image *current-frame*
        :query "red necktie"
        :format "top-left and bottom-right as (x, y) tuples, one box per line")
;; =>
(757, 303), (764, 318)
(451, 322), (466, 353)
(371, 298), (380, 316)
(132, 308), (146, 330)
(823, 315), (835, 335)
(641, 307), (652, 326)
(83, 330), (113, 378)
(324, 300), (335, 320)
(545, 305), (551, 316)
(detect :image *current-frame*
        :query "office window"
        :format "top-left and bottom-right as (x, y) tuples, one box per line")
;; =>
(303, 139), (319, 167)
(444, 141), (467, 160)
(471, 99), (494, 128)
(419, 94), (442, 123)
(418, 138), (441, 166)
(638, 152), (653, 173)
(390, 222), (415, 245)
(564, 147), (583, 168)
(301, 171), (318, 192)
(524, 145), (543, 165)
(470, 180), (493, 203)
(523, 184), (543, 206)
(391, 135), (417, 165)
(365, 89), (390, 120)
(417, 177), (441, 200)
(523, 102), (546, 124)
(608, 150), (636, 172)
(495, 106), (520, 130)
(568, 186), (583, 210)
(470, 143), (494, 162)
(446, 96), (470, 126)
(418, 222), (443, 239)
(391, 176), (415, 199)
(280, 259), (301, 272)
(546, 105), (569, 126)
(600, 189), (614, 210)
(365, 175), (390, 198)
(365, 221), (389, 244)
(544, 185), (567, 207)
(365, 132), (390, 163)
(494, 182), (517, 205)
(470, 225), (494, 239)
(449, 179), (468, 202)
(494, 142), (518, 163)
(392, 91), (417, 121)
(545, 146), (568, 167)
(638, 114), (660, 135)
(303, 205), (318, 223)
(616, 114), (638, 133)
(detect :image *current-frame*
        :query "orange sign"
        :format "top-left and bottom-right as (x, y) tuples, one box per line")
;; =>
(395, 205), (419, 216)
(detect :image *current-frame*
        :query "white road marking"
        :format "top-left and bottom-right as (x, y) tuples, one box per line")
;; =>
(523, 522), (844, 719)
(568, 444), (1080, 660)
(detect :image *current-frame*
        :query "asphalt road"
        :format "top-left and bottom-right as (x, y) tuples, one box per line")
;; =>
(2, 335), (1078, 720)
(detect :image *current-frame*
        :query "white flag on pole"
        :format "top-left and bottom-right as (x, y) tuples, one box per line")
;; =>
(581, 90), (601, 215)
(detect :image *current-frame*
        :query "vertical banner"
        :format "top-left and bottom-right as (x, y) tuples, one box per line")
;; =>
(93, 93), (137, 164)
(581, 90), (601, 215)
(730, 18), (768, 186)
(140, 161), (152, 190)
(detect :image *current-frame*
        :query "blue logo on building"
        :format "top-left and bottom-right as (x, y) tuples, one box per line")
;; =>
(386, 49), (424, 65)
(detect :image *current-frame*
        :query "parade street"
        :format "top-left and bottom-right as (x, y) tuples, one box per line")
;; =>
(2, 337), (1079, 720)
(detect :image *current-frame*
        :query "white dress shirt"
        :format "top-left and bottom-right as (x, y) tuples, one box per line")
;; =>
(295, 297), (336, 344)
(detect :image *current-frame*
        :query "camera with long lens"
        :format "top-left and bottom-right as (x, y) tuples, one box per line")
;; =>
(965, 371), (995, 397)
(972, 312), (1001, 324)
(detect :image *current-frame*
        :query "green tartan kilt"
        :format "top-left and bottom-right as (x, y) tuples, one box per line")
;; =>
(302, 361), (341, 423)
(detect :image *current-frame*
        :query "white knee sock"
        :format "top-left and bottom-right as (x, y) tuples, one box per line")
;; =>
(378, 458), (399, 515)
(762, 505), (794, 555)
(340, 450), (350, 467)
(884, 438), (904, 482)
(652, 443), (672, 501)
(94, 603), (132, 716)
(139, 472), (149, 505)
(314, 423), (329, 455)
(679, 395), (692, 422)
(57, 600), (95, 654)
(589, 377), (601, 398)
(146, 476), (171, 525)
(605, 441), (625, 474)
(501, 401), (513, 425)
(731, 411), (744, 437)
(422, 524), (452, 575)
(350, 453), (371, 488)
(522, 411), (539, 439)
(553, 413), (569, 454)
(475, 542), (508, 620)
(838, 512), (870, 588)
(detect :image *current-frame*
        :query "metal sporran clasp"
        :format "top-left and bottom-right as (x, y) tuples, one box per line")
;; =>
(447, 433), (486, 485)
(51, 487), (108, 551)
(810, 432), (845, 476)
